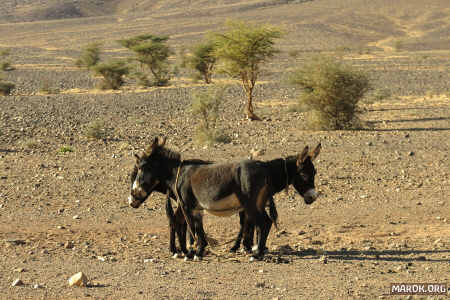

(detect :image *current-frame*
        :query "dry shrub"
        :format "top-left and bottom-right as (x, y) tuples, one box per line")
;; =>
(191, 86), (230, 145)
(290, 55), (370, 130)
(84, 120), (107, 140)
(0, 81), (15, 96)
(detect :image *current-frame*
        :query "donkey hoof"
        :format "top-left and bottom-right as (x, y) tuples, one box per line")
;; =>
(229, 246), (238, 253)
(252, 245), (259, 252)
(172, 253), (179, 259)
(193, 255), (202, 261)
(184, 256), (190, 262)
(249, 256), (255, 262)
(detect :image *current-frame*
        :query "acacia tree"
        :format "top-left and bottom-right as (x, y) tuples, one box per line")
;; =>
(211, 20), (282, 120)
(75, 42), (102, 70)
(183, 39), (217, 84)
(118, 34), (173, 86)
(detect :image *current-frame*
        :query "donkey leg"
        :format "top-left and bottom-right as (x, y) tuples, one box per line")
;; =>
(175, 209), (189, 256)
(230, 211), (246, 252)
(253, 211), (272, 259)
(242, 217), (255, 254)
(193, 214), (207, 260)
(165, 196), (178, 255)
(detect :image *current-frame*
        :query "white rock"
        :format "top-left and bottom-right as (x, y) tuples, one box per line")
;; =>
(11, 279), (23, 286)
(68, 272), (88, 287)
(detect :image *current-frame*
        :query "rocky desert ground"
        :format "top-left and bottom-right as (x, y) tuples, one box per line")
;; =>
(0, 0), (449, 299)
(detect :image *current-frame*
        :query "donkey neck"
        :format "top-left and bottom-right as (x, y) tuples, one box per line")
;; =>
(266, 157), (297, 194)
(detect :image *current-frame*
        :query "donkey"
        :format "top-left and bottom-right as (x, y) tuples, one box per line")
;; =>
(128, 137), (321, 259)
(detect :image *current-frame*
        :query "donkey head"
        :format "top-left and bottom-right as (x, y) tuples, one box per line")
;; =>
(291, 143), (321, 205)
(128, 137), (167, 208)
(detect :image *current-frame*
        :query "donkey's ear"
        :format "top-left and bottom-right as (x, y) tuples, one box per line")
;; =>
(145, 137), (159, 156)
(158, 136), (166, 146)
(297, 145), (310, 166)
(310, 143), (321, 161)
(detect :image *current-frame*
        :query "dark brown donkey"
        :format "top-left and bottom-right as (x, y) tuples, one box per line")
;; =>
(128, 137), (321, 260)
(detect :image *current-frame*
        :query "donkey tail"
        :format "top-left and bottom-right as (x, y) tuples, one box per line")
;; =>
(268, 198), (278, 230)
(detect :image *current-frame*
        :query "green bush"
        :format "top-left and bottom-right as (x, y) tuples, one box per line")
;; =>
(0, 81), (15, 96)
(84, 120), (107, 140)
(0, 62), (14, 71)
(191, 86), (230, 145)
(58, 146), (74, 153)
(0, 49), (14, 71)
(93, 60), (129, 90)
(290, 55), (370, 130)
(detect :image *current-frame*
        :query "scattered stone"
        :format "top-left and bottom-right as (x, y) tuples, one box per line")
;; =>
(11, 279), (23, 286)
(408, 151), (414, 156)
(41, 249), (49, 254)
(57, 225), (65, 229)
(68, 272), (88, 287)
(144, 258), (156, 263)
(320, 255), (328, 264)
(64, 241), (74, 249)
(97, 256), (106, 262)
(255, 282), (265, 288)
(258, 269), (264, 273)
(298, 230), (306, 235)
(14, 268), (25, 273)
(5, 239), (26, 246)
(33, 284), (43, 289)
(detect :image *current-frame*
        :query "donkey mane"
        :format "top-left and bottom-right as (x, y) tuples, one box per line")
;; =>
(152, 146), (181, 162)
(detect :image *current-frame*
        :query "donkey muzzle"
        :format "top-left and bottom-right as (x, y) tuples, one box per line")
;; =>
(304, 188), (319, 204)
(128, 195), (142, 208)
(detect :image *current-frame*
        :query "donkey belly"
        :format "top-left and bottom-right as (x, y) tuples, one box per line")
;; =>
(200, 193), (243, 217)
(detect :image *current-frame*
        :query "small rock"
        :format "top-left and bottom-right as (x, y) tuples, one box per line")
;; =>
(320, 255), (328, 264)
(255, 282), (265, 288)
(144, 258), (156, 263)
(68, 272), (88, 287)
(14, 268), (25, 273)
(258, 269), (264, 273)
(97, 256), (106, 262)
(57, 225), (65, 229)
(73, 215), (80, 220)
(33, 284), (43, 289)
(41, 249), (49, 254)
(298, 230), (306, 235)
(64, 241), (74, 249)
(11, 279), (23, 286)
(408, 151), (414, 156)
